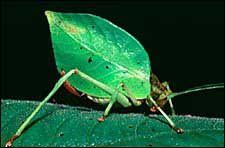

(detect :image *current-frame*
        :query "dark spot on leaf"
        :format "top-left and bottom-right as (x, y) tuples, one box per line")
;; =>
(121, 82), (125, 88)
(123, 71), (128, 74)
(88, 57), (93, 63)
(137, 61), (141, 64)
(148, 143), (153, 147)
(58, 20), (62, 24)
(89, 118), (93, 120)
(80, 46), (83, 50)
(152, 128), (155, 132)
(128, 125), (133, 128)
(105, 65), (109, 69)
(59, 132), (64, 137)
(91, 25), (95, 29)
(121, 82), (125, 91)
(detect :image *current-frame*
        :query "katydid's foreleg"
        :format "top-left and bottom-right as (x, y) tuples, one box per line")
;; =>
(60, 70), (81, 97)
(168, 98), (175, 115)
(5, 69), (77, 147)
(146, 95), (183, 134)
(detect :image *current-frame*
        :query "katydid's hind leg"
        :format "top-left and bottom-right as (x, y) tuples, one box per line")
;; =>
(5, 69), (77, 147)
(146, 96), (183, 134)
(162, 81), (175, 115)
(5, 135), (19, 147)
(60, 70), (81, 97)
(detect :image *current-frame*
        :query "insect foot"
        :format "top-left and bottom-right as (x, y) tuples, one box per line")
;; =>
(173, 127), (184, 134)
(150, 106), (157, 113)
(5, 134), (19, 147)
(98, 115), (105, 122)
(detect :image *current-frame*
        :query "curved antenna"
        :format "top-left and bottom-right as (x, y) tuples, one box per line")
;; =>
(167, 83), (224, 100)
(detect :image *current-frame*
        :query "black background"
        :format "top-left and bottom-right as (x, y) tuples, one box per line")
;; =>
(1, 0), (224, 117)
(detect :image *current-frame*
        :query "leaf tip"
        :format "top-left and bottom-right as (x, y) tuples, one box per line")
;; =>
(45, 10), (55, 23)
(44, 10), (52, 17)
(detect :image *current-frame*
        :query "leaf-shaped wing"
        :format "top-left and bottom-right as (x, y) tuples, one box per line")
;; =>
(45, 11), (151, 98)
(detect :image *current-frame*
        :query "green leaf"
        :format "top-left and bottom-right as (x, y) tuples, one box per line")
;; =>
(45, 11), (151, 99)
(1, 99), (224, 147)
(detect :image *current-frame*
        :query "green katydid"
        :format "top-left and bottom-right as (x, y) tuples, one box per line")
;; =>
(5, 11), (224, 147)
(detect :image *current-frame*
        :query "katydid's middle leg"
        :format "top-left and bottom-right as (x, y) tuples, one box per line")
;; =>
(98, 82), (144, 122)
(98, 84), (122, 122)
(121, 82), (142, 106)
(98, 100), (116, 122)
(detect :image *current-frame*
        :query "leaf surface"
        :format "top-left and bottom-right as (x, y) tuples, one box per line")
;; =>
(1, 99), (224, 147)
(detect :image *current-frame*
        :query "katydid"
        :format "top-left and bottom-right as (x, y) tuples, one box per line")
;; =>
(5, 11), (224, 147)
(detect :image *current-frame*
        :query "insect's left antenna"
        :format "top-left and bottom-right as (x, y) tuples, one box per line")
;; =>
(167, 83), (224, 101)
